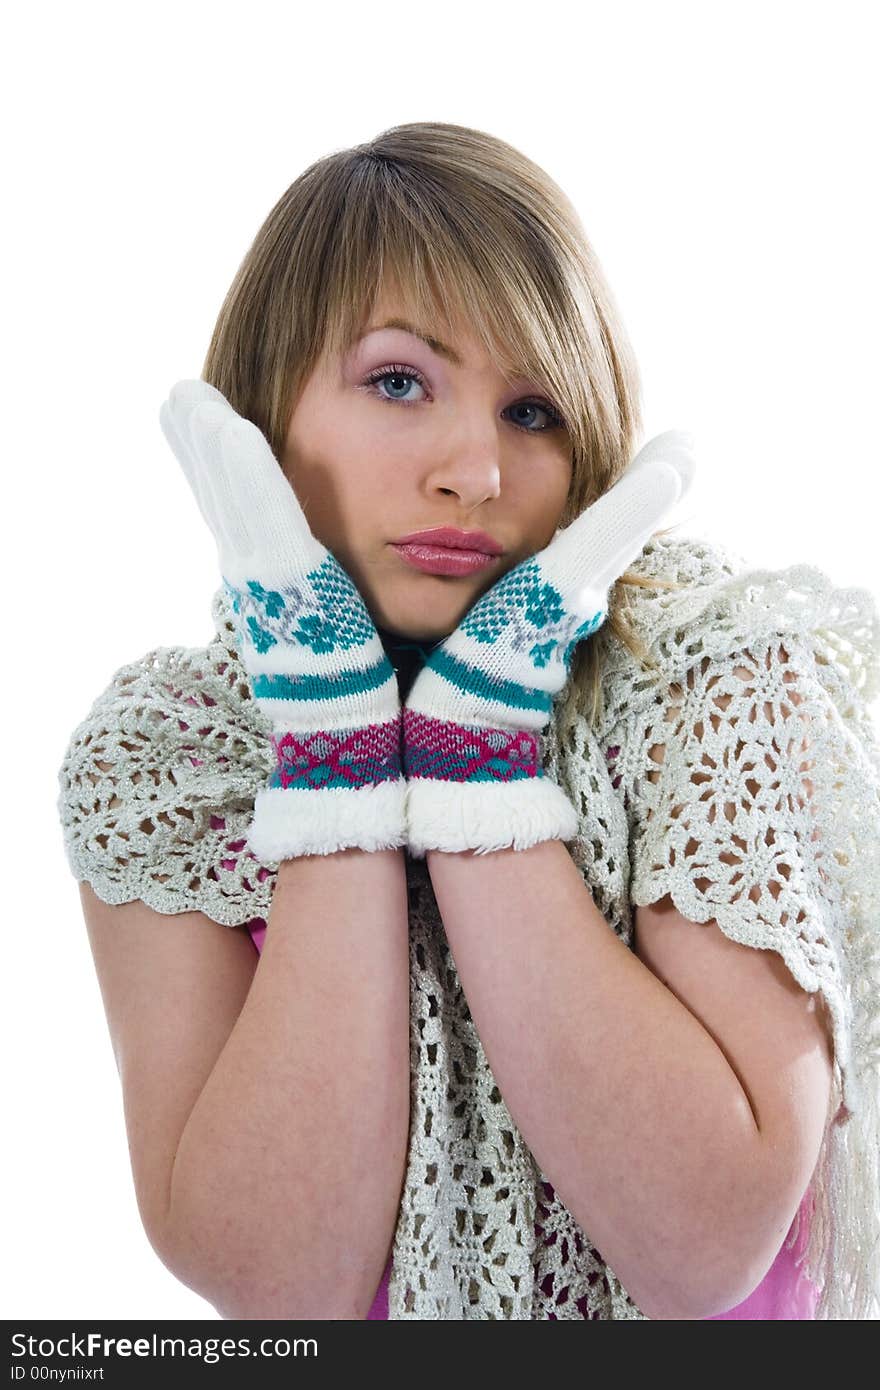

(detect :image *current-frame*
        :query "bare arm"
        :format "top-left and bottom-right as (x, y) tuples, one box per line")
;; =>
(426, 839), (831, 1321)
(82, 846), (411, 1319)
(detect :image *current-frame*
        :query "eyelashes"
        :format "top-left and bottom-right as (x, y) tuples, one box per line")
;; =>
(361, 363), (567, 434)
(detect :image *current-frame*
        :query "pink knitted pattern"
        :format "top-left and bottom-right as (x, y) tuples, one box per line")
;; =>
(402, 707), (540, 781)
(268, 715), (403, 791)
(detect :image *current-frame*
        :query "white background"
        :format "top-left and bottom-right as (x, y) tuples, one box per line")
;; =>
(4, 0), (878, 1320)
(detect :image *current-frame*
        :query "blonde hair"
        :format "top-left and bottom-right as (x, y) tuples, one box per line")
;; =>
(202, 120), (687, 730)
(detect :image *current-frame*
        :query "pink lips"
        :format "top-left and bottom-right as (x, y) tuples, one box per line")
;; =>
(391, 543), (498, 576)
(391, 526), (504, 576)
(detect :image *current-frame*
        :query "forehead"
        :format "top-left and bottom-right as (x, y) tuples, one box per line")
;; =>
(360, 279), (485, 356)
(357, 314), (463, 367)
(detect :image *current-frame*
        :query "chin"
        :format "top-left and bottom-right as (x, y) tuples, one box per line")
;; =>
(369, 587), (470, 643)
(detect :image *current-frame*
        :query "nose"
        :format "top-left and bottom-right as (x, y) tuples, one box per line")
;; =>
(430, 448), (502, 510)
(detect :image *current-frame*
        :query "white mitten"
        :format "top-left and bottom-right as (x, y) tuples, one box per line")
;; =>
(160, 380), (406, 861)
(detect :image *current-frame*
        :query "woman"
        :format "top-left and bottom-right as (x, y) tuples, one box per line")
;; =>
(56, 121), (880, 1319)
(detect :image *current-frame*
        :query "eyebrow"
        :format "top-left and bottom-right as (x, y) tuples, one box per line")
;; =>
(360, 318), (463, 368)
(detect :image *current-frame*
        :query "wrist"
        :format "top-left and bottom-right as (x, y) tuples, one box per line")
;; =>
(246, 713), (407, 863)
(403, 771), (578, 858)
(401, 707), (542, 784)
(401, 706), (577, 858)
(268, 714), (404, 794)
(249, 773), (408, 862)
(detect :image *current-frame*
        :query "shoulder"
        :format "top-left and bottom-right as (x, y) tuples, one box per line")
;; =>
(625, 529), (746, 588)
(57, 587), (273, 925)
(598, 529), (880, 737)
(59, 586), (263, 761)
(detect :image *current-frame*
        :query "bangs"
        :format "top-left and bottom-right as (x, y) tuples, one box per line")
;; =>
(317, 166), (588, 443)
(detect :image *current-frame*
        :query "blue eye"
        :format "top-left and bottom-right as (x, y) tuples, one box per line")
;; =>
(361, 364), (566, 433)
(364, 365), (427, 406)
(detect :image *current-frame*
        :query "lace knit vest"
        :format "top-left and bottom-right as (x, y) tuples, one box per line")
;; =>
(56, 533), (880, 1319)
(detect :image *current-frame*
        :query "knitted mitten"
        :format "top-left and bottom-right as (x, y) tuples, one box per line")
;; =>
(159, 380), (406, 861)
(402, 430), (696, 857)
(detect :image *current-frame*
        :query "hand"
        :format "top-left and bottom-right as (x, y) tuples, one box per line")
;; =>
(402, 430), (697, 857)
(159, 380), (406, 861)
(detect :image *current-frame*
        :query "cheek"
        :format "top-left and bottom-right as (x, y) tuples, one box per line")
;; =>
(524, 469), (569, 534)
(331, 470), (394, 543)
(341, 450), (402, 508)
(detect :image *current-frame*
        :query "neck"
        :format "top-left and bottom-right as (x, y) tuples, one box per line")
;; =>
(376, 625), (444, 702)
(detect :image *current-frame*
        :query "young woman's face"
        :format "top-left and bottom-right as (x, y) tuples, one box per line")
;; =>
(280, 286), (573, 640)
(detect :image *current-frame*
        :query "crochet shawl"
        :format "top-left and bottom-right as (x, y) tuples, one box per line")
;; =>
(56, 533), (880, 1320)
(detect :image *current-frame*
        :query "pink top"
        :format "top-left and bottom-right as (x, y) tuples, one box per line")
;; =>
(246, 918), (817, 1320)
